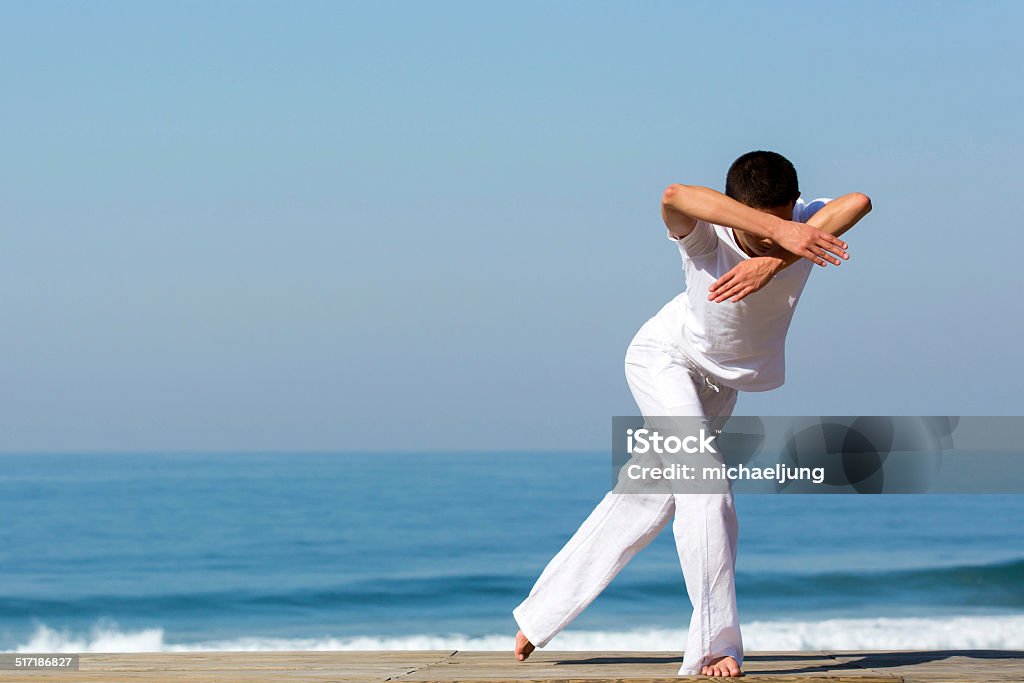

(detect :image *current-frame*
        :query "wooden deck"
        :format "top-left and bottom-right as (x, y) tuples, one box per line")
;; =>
(2, 650), (1023, 682)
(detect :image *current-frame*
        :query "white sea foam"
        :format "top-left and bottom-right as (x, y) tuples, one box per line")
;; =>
(11, 614), (1024, 653)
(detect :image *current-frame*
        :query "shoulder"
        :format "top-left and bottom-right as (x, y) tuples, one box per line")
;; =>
(794, 196), (832, 223)
(669, 219), (719, 257)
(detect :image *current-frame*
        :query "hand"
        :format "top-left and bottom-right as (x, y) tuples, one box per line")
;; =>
(773, 220), (848, 266)
(708, 257), (782, 303)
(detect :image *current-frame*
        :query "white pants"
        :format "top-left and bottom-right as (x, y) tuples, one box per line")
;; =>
(512, 318), (743, 675)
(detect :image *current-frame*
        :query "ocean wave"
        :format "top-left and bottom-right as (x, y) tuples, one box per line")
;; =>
(0, 574), (523, 617)
(637, 556), (1024, 608)
(5, 557), (1023, 618)
(10, 614), (1024, 653)
(750, 556), (1024, 591)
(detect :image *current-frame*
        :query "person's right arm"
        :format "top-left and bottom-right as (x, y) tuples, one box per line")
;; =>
(661, 184), (848, 266)
(706, 192), (873, 303)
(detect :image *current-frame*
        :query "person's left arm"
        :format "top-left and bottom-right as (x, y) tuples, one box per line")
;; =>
(708, 192), (873, 303)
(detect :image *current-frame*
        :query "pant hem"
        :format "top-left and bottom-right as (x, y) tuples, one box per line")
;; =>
(511, 605), (550, 649)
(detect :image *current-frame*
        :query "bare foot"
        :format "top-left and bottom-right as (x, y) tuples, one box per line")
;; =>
(700, 655), (742, 677)
(514, 630), (535, 661)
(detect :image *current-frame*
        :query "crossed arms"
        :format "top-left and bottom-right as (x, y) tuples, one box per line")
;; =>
(708, 192), (872, 302)
(662, 184), (851, 267)
(661, 185), (872, 303)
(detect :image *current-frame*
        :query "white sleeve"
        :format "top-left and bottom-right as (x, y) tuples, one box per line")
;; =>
(667, 220), (717, 257)
(797, 197), (832, 223)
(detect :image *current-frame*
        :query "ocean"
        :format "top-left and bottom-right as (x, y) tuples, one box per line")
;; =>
(1, 452), (1022, 653)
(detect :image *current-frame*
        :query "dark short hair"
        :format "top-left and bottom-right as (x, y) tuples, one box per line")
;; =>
(725, 151), (799, 208)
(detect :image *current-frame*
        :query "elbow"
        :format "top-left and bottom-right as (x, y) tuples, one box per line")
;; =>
(662, 183), (690, 209)
(852, 192), (872, 214)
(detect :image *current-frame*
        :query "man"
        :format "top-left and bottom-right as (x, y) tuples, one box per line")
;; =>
(512, 151), (872, 677)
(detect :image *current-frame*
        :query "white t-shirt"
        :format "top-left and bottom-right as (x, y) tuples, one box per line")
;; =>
(652, 197), (830, 392)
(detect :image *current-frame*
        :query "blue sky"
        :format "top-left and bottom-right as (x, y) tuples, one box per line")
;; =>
(2, 1), (1022, 452)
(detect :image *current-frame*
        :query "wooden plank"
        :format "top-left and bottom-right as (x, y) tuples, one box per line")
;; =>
(825, 650), (1024, 682)
(0, 651), (455, 682)
(393, 650), (899, 682)
(0, 650), (1021, 682)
